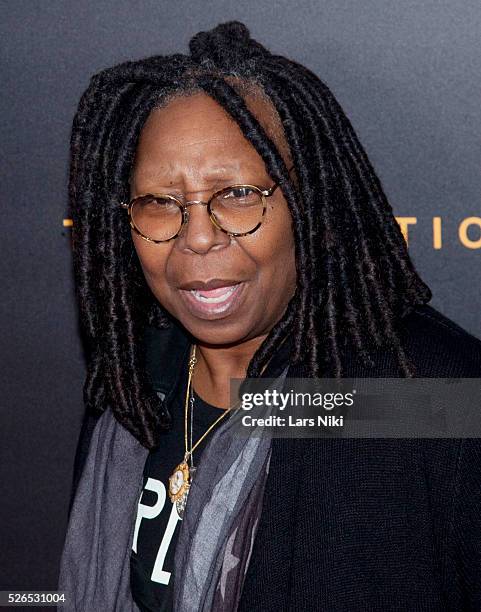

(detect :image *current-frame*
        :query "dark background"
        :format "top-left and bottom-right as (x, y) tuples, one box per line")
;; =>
(1, 0), (480, 598)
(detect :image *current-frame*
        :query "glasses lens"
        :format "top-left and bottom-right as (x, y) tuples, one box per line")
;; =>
(131, 195), (182, 241)
(211, 186), (264, 234)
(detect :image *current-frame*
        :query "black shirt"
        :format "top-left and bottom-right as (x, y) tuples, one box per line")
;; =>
(130, 361), (230, 612)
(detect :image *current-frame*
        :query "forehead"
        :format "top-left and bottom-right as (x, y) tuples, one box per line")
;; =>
(140, 97), (252, 155)
(131, 90), (290, 181)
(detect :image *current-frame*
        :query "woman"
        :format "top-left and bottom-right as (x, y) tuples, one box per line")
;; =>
(59, 21), (481, 611)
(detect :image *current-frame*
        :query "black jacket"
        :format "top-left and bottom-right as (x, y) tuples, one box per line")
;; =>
(68, 304), (481, 611)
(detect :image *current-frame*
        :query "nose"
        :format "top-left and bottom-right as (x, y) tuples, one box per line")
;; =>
(177, 197), (231, 255)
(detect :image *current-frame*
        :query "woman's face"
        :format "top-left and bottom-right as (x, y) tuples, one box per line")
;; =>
(130, 91), (296, 346)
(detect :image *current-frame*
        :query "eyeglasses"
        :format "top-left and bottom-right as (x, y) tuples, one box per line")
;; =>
(120, 165), (295, 243)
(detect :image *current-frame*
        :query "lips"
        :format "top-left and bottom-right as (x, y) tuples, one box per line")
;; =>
(190, 285), (239, 302)
(179, 278), (241, 291)
(177, 279), (246, 319)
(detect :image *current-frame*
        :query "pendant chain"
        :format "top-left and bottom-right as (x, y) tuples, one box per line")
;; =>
(184, 335), (289, 460)
(169, 334), (288, 513)
(189, 390), (195, 470)
(183, 344), (233, 464)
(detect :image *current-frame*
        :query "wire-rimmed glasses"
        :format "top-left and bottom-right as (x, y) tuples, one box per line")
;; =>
(120, 165), (295, 243)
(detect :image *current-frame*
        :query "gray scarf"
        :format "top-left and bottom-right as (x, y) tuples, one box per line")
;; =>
(58, 366), (288, 611)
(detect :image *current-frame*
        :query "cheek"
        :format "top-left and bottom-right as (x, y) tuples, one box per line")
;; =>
(243, 204), (296, 290)
(132, 235), (172, 292)
(261, 205), (295, 267)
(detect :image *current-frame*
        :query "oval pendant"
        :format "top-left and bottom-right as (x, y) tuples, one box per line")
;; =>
(168, 460), (191, 507)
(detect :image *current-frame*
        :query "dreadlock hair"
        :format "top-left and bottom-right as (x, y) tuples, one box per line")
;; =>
(69, 20), (432, 449)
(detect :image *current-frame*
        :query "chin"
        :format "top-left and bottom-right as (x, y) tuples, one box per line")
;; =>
(177, 316), (256, 348)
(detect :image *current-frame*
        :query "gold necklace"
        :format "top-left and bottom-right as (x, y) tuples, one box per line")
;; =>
(168, 344), (235, 517)
(168, 334), (289, 517)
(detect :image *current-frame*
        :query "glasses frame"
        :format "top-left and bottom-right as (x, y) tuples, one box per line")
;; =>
(120, 165), (296, 243)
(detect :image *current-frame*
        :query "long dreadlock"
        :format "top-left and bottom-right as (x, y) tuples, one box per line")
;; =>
(69, 21), (432, 449)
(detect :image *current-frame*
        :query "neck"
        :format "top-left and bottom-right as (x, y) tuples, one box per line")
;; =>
(192, 334), (268, 410)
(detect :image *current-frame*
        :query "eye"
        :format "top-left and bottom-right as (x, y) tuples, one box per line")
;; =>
(221, 187), (257, 200)
(136, 195), (180, 213)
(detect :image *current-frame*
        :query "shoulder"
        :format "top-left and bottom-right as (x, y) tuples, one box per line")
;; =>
(398, 304), (481, 377)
